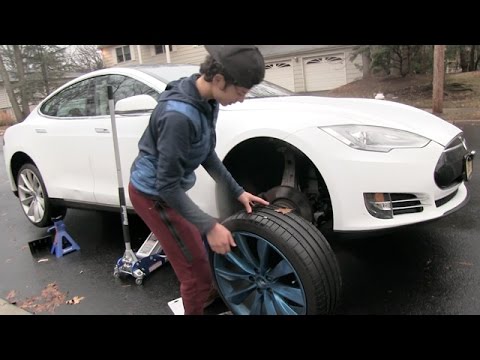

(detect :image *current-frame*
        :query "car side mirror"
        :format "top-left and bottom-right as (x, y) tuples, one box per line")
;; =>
(115, 94), (158, 114)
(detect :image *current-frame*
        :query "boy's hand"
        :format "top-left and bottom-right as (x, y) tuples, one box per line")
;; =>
(237, 192), (269, 213)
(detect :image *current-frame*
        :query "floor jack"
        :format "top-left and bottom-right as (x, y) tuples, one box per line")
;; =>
(107, 85), (167, 285)
(113, 232), (168, 285)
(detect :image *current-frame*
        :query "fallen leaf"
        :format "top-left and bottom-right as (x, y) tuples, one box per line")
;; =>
(6, 290), (16, 303)
(457, 261), (473, 267)
(66, 296), (85, 305)
(21, 245), (29, 251)
(18, 282), (66, 314)
(37, 258), (49, 263)
(275, 207), (293, 215)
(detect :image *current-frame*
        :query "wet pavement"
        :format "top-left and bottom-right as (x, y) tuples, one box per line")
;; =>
(1, 122), (479, 315)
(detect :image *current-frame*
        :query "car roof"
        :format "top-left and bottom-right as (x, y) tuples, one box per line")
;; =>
(42, 64), (200, 103)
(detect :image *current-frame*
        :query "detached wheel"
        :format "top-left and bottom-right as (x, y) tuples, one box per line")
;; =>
(212, 206), (342, 315)
(16, 163), (66, 228)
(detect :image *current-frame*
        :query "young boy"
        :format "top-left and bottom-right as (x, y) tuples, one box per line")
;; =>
(129, 45), (269, 315)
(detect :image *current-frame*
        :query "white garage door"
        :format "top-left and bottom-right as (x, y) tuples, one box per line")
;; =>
(264, 61), (295, 91)
(304, 55), (346, 91)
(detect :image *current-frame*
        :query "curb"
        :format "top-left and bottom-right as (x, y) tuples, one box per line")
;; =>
(0, 298), (32, 315)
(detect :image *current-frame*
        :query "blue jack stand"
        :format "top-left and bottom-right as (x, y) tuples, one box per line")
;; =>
(48, 219), (80, 258)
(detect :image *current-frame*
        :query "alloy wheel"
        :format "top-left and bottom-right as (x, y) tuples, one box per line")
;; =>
(17, 168), (46, 224)
(213, 231), (307, 315)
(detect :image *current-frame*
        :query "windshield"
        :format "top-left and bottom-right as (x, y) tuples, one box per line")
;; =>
(246, 81), (292, 98)
(136, 64), (293, 98)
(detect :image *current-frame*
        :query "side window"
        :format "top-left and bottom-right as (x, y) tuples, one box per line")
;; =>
(108, 74), (161, 104)
(41, 79), (94, 118)
(154, 45), (174, 54)
(93, 75), (109, 116)
(116, 46), (131, 63)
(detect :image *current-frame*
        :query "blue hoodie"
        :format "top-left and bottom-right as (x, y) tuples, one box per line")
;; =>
(130, 74), (244, 234)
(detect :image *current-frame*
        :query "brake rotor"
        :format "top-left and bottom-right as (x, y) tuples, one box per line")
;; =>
(262, 186), (313, 222)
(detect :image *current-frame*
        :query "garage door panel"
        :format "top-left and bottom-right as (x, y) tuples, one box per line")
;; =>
(304, 55), (346, 91)
(265, 61), (295, 91)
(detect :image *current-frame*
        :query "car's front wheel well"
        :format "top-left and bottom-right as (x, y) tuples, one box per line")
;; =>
(217, 137), (333, 232)
(10, 152), (36, 189)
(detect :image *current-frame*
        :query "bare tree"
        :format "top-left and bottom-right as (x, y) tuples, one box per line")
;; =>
(433, 45), (446, 115)
(25, 45), (70, 98)
(13, 45), (30, 118)
(0, 53), (24, 122)
(350, 46), (372, 78)
(469, 45), (477, 71)
(67, 45), (104, 72)
(0, 45), (73, 122)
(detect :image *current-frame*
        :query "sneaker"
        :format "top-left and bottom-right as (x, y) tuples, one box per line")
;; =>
(204, 287), (220, 309)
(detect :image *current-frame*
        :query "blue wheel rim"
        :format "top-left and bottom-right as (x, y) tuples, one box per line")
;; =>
(212, 231), (306, 315)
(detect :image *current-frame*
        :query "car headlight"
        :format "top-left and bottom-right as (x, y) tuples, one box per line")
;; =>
(320, 125), (431, 153)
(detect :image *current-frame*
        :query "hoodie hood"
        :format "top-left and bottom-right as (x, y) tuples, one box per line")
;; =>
(158, 74), (213, 116)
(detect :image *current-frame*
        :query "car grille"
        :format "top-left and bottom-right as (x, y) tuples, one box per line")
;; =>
(434, 134), (468, 189)
(391, 193), (423, 215)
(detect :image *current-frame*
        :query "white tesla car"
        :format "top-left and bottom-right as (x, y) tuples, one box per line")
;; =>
(2, 65), (475, 236)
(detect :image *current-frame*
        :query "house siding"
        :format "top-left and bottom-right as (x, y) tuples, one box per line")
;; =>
(101, 46), (117, 68)
(101, 45), (208, 67)
(170, 45), (208, 64)
(0, 85), (12, 109)
(292, 60), (305, 92)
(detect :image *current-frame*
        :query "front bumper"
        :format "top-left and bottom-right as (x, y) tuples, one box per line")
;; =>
(285, 127), (470, 232)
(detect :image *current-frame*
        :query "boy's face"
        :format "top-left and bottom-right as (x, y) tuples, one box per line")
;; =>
(212, 74), (250, 106)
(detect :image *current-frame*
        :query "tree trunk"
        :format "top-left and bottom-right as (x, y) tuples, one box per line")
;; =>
(432, 45), (446, 115)
(13, 46), (30, 118)
(0, 54), (24, 123)
(362, 49), (371, 78)
(459, 46), (469, 72)
(469, 45), (476, 71)
(39, 47), (50, 95)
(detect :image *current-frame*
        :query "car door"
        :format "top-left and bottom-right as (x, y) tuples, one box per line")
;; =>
(90, 74), (161, 206)
(32, 78), (97, 203)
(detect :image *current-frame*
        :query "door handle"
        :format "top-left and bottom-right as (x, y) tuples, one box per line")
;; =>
(95, 128), (110, 133)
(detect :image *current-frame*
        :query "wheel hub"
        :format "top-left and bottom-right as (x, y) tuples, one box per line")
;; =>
(262, 186), (313, 222)
(255, 276), (268, 288)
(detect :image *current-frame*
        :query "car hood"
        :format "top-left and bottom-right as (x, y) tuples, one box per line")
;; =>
(226, 96), (461, 146)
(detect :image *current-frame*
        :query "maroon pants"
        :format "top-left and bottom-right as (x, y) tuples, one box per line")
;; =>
(128, 183), (213, 315)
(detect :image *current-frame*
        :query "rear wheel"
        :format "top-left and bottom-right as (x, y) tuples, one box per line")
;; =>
(16, 163), (67, 228)
(212, 206), (342, 315)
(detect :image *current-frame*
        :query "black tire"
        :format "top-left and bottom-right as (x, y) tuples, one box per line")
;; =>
(212, 205), (342, 315)
(16, 163), (67, 228)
